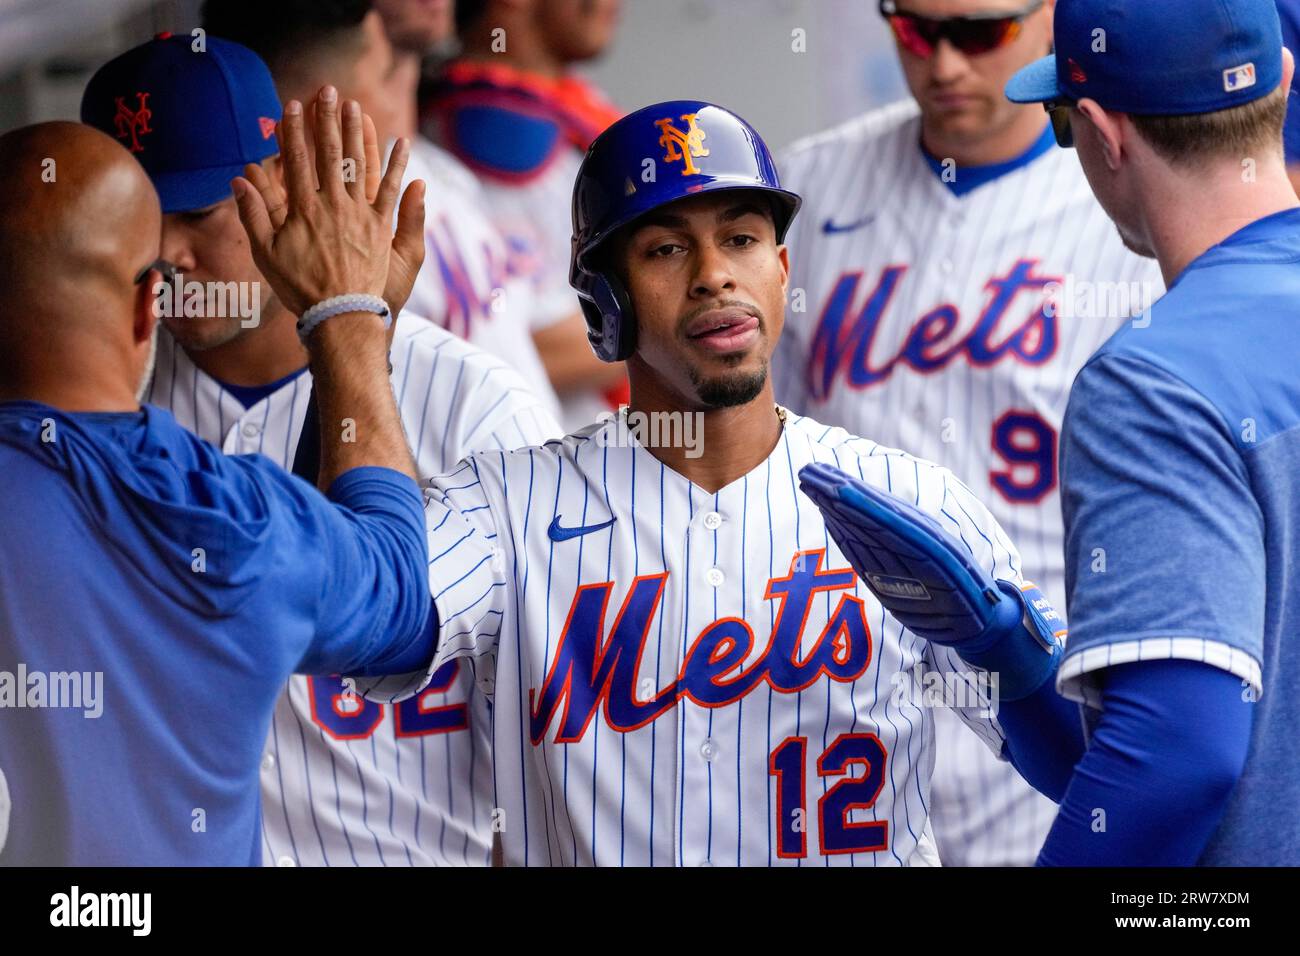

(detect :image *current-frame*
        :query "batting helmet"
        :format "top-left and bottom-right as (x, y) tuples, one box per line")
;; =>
(570, 100), (802, 363)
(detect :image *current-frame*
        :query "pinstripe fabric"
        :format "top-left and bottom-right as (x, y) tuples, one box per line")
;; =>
(774, 101), (1165, 866)
(147, 313), (562, 866)
(359, 413), (1023, 867)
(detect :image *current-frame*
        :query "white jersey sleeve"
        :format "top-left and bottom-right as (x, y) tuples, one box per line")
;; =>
(355, 455), (511, 705)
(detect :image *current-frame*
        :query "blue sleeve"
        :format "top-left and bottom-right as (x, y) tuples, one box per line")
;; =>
(1057, 352), (1265, 706)
(1037, 659), (1252, 866)
(996, 676), (1086, 803)
(294, 465), (434, 676)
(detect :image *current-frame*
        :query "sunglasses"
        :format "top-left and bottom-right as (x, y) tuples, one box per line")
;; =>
(1044, 98), (1076, 148)
(879, 0), (1045, 59)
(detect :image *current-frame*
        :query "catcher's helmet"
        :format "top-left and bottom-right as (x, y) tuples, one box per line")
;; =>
(570, 100), (802, 363)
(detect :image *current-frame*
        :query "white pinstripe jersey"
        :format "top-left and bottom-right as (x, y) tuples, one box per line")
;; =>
(774, 100), (1165, 866)
(360, 412), (1030, 867)
(402, 137), (563, 423)
(145, 313), (562, 866)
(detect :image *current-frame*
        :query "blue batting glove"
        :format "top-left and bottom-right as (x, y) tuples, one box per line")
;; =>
(798, 463), (1064, 699)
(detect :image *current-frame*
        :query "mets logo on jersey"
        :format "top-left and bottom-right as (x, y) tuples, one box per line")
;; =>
(655, 113), (710, 176)
(528, 549), (871, 744)
(113, 92), (154, 154)
(806, 258), (1063, 400)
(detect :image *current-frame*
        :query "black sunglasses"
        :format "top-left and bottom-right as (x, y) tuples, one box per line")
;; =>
(1044, 97), (1077, 148)
(879, 0), (1046, 59)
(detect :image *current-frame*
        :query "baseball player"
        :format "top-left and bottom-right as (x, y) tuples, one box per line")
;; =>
(1007, 0), (1300, 865)
(348, 100), (1083, 866)
(421, 0), (630, 429)
(773, 0), (1163, 865)
(0, 102), (434, 864)
(82, 35), (561, 867)
(202, 0), (564, 423)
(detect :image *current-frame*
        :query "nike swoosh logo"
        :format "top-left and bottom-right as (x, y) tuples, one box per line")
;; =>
(822, 213), (877, 235)
(548, 515), (616, 542)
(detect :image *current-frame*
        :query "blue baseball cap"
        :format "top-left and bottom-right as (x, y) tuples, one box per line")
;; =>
(1006, 0), (1284, 115)
(81, 32), (282, 213)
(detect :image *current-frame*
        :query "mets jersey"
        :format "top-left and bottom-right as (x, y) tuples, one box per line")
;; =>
(145, 313), (562, 866)
(360, 411), (1032, 867)
(401, 136), (563, 423)
(774, 100), (1164, 866)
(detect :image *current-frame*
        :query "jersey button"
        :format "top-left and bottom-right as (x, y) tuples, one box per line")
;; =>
(261, 753), (276, 772)
(939, 258), (954, 275)
(705, 567), (724, 588)
(703, 511), (723, 530)
(241, 421), (262, 439)
(699, 738), (718, 762)
(276, 855), (296, 867)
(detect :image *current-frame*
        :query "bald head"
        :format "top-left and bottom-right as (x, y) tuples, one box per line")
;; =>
(0, 122), (162, 410)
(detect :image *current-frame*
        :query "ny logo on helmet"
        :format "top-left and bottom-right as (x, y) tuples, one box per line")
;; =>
(114, 92), (154, 154)
(655, 113), (709, 176)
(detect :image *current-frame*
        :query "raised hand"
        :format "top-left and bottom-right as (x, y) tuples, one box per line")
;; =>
(231, 86), (426, 322)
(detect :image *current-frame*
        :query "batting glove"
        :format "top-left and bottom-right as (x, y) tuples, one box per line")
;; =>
(798, 462), (1065, 700)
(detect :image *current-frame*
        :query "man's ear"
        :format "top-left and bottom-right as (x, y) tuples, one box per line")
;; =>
(777, 243), (790, 292)
(1076, 98), (1124, 171)
(133, 269), (160, 347)
(1283, 46), (1295, 94)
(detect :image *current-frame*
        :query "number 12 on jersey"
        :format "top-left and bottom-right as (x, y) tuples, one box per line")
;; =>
(769, 733), (890, 858)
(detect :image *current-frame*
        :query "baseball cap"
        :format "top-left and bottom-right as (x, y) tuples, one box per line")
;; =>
(1006, 0), (1284, 115)
(81, 32), (281, 213)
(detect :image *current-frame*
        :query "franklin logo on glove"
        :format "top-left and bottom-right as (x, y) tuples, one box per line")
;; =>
(866, 573), (932, 601)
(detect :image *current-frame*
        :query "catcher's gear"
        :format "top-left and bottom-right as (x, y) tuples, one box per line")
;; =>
(569, 99), (802, 362)
(798, 462), (1064, 699)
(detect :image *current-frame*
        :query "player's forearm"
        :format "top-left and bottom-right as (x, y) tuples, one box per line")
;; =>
(307, 312), (417, 489)
(994, 677), (1086, 802)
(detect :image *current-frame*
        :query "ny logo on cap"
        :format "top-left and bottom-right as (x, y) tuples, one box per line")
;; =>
(113, 92), (153, 154)
(655, 113), (709, 176)
(1224, 63), (1257, 93)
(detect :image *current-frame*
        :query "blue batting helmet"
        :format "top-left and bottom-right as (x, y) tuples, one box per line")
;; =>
(570, 100), (802, 363)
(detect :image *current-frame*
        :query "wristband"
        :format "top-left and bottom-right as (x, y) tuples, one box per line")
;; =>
(956, 581), (1066, 701)
(297, 293), (391, 343)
